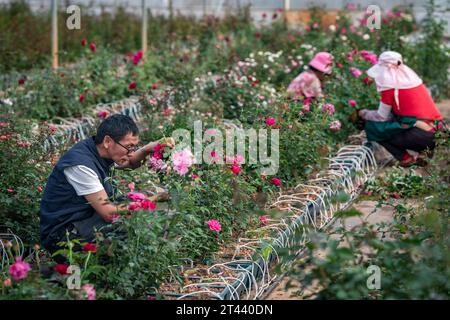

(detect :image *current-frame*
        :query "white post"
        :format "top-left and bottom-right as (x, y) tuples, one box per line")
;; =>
(284, 0), (290, 11)
(141, 0), (147, 55)
(51, 0), (58, 69)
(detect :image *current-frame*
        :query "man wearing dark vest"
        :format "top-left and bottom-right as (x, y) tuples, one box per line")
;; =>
(40, 114), (173, 255)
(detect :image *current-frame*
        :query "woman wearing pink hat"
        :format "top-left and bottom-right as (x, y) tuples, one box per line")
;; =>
(358, 51), (445, 166)
(287, 52), (333, 100)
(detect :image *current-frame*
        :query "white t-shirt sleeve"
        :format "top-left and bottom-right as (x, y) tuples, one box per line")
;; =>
(63, 165), (104, 196)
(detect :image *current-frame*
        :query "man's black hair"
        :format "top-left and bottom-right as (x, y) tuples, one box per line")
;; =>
(94, 114), (139, 144)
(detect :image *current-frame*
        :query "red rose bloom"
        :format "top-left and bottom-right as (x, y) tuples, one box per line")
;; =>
(82, 243), (97, 253)
(54, 264), (69, 275)
(141, 199), (156, 211)
(231, 164), (241, 175)
(271, 177), (281, 187)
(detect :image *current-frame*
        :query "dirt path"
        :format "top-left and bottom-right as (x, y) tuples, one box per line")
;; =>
(437, 99), (450, 121)
(265, 200), (395, 300)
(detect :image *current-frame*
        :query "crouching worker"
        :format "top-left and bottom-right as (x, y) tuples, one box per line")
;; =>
(358, 51), (445, 166)
(287, 52), (333, 101)
(40, 114), (174, 258)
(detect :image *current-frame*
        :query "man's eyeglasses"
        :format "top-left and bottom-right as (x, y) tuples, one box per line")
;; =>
(114, 140), (139, 154)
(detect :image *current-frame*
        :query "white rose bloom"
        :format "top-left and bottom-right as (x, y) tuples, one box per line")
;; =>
(341, 35), (348, 41)
(329, 25), (336, 32)
(363, 34), (370, 40)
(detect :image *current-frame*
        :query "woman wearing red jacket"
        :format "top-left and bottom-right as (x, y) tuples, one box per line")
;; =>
(358, 51), (445, 166)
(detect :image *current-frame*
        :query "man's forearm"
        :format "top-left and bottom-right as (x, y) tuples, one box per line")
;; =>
(128, 143), (155, 169)
(97, 203), (128, 222)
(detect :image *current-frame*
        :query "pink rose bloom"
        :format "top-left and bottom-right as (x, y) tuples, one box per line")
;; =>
(128, 203), (141, 211)
(233, 155), (245, 165)
(149, 156), (167, 172)
(205, 129), (217, 136)
(231, 164), (241, 175)
(172, 149), (194, 176)
(346, 3), (356, 11)
(9, 257), (31, 281)
(17, 141), (32, 148)
(360, 50), (369, 56)
(132, 50), (143, 65)
(366, 53), (378, 65)
(3, 278), (12, 287)
(271, 177), (281, 187)
(128, 182), (135, 191)
(207, 219), (221, 232)
(265, 118), (276, 126)
(97, 111), (109, 119)
(322, 103), (335, 115)
(348, 99), (357, 107)
(111, 215), (121, 223)
(301, 103), (310, 114)
(82, 284), (96, 300)
(350, 67), (363, 78)
(329, 120), (342, 131)
(132, 56), (140, 65)
(141, 199), (156, 211)
(209, 151), (221, 163)
(260, 215), (269, 226)
(127, 192), (146, 202)
(135, 50), (143, 59)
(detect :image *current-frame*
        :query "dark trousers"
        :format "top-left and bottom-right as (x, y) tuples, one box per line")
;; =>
(379, 127), (436, 160)
(47, 214), (112, 264)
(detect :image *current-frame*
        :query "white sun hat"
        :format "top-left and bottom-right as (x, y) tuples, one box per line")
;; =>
(367, 51), (422, 109)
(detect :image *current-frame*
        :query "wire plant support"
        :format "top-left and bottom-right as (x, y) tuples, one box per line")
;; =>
(173, 144), (378, 300)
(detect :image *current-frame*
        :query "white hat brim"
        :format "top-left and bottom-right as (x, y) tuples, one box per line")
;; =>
(367, 64), (380, 79)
